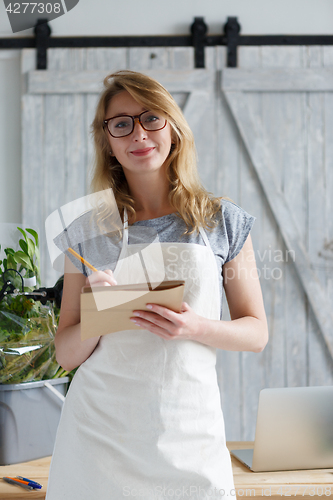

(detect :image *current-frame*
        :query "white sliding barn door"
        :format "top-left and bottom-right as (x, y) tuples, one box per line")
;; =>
(21, 46), (333, 441)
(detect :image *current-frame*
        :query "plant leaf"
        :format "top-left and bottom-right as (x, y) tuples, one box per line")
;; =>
(19, 238), (29, 254)
(26, 237), (36, 260)
(14, 251), (32, 270)
(26, 228), (39, 247)
(34, 245), (40, 265)
(4, 248), (15, 256)
(17, 227), (27, 242)
(7, 254), (17, 269)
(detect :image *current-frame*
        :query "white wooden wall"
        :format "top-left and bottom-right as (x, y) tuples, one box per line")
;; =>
(21, 45), (333, 440)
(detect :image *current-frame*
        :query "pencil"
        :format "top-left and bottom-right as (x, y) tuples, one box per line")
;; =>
(67, 247), (98, 272)
(3, 477), (33, 490)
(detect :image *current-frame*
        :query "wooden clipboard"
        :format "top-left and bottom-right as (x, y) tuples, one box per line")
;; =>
(80, 280), (185, 340)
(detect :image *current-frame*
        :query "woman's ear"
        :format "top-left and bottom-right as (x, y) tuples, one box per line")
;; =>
(170, 129), (178, 146)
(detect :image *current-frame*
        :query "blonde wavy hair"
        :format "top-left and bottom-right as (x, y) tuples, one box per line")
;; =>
(91, 70), (221, 234)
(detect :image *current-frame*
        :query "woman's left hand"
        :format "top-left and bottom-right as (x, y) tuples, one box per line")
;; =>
(130, 302), (204, 341)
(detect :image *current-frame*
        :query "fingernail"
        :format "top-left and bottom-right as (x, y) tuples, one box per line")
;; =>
(146, 304), (153, 309)
(132, 312), (140, 317)
(130, 319), (139, 324)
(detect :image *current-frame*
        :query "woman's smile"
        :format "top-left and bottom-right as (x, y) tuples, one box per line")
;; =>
(130, 147), (156, 157)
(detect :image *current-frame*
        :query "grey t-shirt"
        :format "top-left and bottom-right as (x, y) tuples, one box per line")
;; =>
(54, 199), (255, 318)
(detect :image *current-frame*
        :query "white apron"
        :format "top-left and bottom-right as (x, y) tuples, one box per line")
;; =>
(46, 215), (235, 500)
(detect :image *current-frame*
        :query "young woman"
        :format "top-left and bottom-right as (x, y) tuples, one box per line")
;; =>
(46, 70), (268, 500)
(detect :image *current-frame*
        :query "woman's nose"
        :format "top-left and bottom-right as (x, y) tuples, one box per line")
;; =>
(132, 118), (148, 140)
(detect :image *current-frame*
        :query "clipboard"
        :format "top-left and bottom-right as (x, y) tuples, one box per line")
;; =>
(80, 280), (185, 340)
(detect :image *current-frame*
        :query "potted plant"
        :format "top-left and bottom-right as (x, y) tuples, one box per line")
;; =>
(0, 226), (70, 465)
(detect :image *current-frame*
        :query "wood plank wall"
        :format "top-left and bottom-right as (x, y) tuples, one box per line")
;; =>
(21, 45), (333, 440)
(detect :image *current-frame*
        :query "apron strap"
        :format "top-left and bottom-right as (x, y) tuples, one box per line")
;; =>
(199, 226), (212, 250)
(123, 207), (129, 245)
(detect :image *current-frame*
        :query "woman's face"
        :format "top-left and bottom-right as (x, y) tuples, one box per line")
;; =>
(104, 91), (172, 178)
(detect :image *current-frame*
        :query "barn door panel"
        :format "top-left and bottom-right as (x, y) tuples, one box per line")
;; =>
(221, 68), (333, 385)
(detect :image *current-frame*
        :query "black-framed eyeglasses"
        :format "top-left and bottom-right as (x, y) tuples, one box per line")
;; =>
(103, 110), (167, 138)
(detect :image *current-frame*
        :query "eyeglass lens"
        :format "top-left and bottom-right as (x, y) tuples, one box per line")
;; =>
(107, 111), (166, 137)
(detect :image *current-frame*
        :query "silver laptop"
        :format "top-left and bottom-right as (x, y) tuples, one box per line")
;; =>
(230, 386), (333, 472)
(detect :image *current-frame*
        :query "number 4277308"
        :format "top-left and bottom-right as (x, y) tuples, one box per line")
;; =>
(275, 485), (332, 496)
(6, 3), (61, 14)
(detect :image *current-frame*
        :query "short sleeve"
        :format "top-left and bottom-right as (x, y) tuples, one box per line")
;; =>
(221, 200), (255, 263)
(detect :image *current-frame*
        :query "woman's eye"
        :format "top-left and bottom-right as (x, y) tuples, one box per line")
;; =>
(144, 114), (160, 123)
(114, 120), (130, 129)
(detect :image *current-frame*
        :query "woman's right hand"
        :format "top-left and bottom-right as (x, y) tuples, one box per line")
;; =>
(85, 269), (117, 289)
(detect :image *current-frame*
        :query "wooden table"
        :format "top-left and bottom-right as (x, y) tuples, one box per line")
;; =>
(230, 442), (333, 499)
(0, 442), (332, 499)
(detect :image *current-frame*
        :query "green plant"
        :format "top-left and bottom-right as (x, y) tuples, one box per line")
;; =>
(0, 227), (72, 384)
(0, 227), (40, 291)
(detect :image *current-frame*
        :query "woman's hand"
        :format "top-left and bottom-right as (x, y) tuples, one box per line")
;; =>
(84, 269), (117, 290)
(130, 302), (204, 341)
